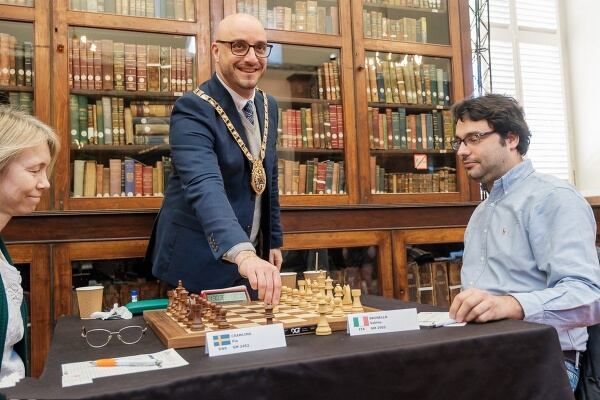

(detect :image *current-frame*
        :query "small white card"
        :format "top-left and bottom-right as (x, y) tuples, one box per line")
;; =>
(205, 323), (287, 357)
(347, 308), (420, 336)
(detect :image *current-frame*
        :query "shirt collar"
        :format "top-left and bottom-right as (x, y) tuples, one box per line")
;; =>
(488, 159), (534, 198)
(216, 73), (255, 113)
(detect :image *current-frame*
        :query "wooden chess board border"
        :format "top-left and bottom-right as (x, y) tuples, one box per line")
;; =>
(144, 303), (379, 349)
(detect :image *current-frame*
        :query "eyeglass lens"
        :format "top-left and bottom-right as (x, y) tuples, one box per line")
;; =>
(231, 41), (270, 57)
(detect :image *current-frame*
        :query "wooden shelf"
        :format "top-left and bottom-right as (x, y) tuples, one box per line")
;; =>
(368, 102), (448, 111)
(362, 2), (447, 15)
(69, 89), (183, 100)
(71, 144), (170, 154)
(65, 9), (200, 35)
(0, 85), (34, 92)
(275, 96), (341, 105)
(371, 148), (454, 155)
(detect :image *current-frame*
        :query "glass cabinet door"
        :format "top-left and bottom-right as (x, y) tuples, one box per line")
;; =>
(72, 257), (167, 314)
(365, 51), (456, 194)
(362, 0), (449, 44)
(69, 0), (195, 21)
(282, 246), (382, 295)
(262, 43), (346, 196)
(236, 0), (340, 35)
(68, 27), (196, 199)
(0, 21), (34, 114)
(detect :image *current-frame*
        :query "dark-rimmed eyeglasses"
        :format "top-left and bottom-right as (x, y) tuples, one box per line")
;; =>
(216, 40), (273, 58)
(81, 326), (147, 348)
(451, 130), (496, 151)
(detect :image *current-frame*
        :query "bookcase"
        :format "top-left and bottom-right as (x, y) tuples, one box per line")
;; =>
(51, 0), (211, 210)
(352, 0), (471, 203)
(226, 0), (360, 205)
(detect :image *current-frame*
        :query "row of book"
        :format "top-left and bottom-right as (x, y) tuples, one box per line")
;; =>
(406, 259), (462, 307)
(368, 108), (454, 150)
(363, 11), (428, 43)
(1, 91), (33, 114)
(0, 0), (33, 6)
(371, 159), (457, 193)
(364, 0), (445, 11)
(72, 156), (172, 198)
(278, 158), (345, 196)
(316, 60), (341, 101)
(0, 33), (33, 87)
(236, 0), (339, 35)
(69, 95), (173, 145)
(366, 55), (450, 106)
(278, 104), (344, 150)
(68, 38), (194, 93)
(69, 0), (195, 21)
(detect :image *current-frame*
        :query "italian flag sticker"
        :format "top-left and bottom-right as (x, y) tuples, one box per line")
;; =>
(353, 316), (370, 327)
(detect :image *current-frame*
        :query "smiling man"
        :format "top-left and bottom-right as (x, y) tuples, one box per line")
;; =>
(448, 94), (600, 391)
(147, 13), (283, 305)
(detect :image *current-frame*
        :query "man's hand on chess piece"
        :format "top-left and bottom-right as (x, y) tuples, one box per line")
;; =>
(236, 250), (282, 305)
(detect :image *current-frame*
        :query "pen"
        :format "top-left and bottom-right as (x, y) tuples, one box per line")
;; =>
(434, 319), (458, 327)
(91, 358), (162, 367)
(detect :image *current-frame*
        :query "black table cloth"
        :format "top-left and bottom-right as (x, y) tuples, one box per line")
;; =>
(2, 296), (572, 400)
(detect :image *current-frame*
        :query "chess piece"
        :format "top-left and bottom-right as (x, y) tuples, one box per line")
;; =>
(325, 277), (334, 298)
(291, 288), (300, 307)
(298, 285), (308, 308)
(265, 304), (274, 325)
(342, 284), (353, 313)
(280, 287), (288, 304)
(325, 292), (334, 314)
(297, 279), (306, 293)
(351, 289), (364, 312)
(177, 290), (189, 323)
(190, 302), (205, 331)
(218, 308), (230, 329)
(305, 279), (313, 298)
(311, 281), (320, 308)
(315, 298), (332, 336)
(166, 290), (175, 315)
(331, 296), (345, 318)
(334, 284), (343, 299)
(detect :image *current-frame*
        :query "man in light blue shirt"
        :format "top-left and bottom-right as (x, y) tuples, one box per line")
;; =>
(448, 94), (600, 391)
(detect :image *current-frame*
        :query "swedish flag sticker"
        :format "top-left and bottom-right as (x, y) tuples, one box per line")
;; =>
(213, 334), (231, 347)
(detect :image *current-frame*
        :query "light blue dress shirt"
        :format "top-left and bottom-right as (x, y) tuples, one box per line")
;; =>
(462, 159), (600, 351)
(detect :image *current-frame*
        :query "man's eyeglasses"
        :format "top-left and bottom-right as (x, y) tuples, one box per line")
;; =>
(216, 40), (273, 58)
(451, 130), (496, 151)
(81, 326), (147, 348)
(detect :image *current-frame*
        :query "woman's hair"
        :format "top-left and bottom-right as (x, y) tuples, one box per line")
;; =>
(0, 106), (60, 174)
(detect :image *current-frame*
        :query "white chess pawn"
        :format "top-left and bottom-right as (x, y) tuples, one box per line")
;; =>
(331, 296), (345, 318)
(315, 298), (332, 336)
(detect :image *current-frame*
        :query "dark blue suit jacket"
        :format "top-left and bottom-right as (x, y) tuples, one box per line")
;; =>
(147, 74), (283, 293)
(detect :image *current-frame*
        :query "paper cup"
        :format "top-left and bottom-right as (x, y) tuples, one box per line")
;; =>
(303, 270), (326, 282)
(280, 272), (297, 289)
(76, 285), (104, 319)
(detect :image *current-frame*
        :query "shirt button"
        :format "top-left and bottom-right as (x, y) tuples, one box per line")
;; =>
(483, 229), (487, 233)
(480, 257), (484, 262)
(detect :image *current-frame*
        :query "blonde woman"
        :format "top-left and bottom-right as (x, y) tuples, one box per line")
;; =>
(0, 106), (60, 386)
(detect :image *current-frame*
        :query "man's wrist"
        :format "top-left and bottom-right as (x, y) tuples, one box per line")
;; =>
(235, 250), (257, 266)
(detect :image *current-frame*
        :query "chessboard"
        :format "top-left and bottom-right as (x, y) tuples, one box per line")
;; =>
(144, 301), (379, 349)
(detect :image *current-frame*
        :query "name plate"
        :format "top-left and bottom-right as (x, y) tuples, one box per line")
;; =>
(347, 308), (420, 336)
(206, 324), (287, 357)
